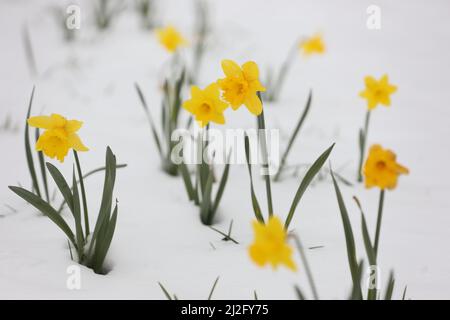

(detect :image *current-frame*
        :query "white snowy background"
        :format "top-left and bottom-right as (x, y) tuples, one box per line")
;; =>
(0, 0), (449, 299)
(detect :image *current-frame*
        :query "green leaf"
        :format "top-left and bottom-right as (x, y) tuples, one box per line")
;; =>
(56, 163), (126, 214)
(46, 162), (74, 213)
(24, 86), (41, 198)
(353, 196), (376, 265)
(207, 276), (219, 300)
(244, 134), (264, 223)
(135, 83), (163, 157)
(35, 128), (49, 202)
(350, 260), (365, 300)
(256, 107), (274, 217)
(284, 143), (335, 229)
(200, 168), (214, 225)
(330, 168), (362, 300)
(158, 282), (173, 300)
(211, 151), (231, 215)
(93, 203), (118, 274)
(294, 285), (307, 300)
(73, 150), (90, 237)
(179, 160), (195, 201)
(384, 271), (395, 300)
(72, 168), (85, 262)
(274, 90), (313, 182)
(9, 186), (75, 246)
(402, 285), (408, 300)
(89, 147), (116, 255)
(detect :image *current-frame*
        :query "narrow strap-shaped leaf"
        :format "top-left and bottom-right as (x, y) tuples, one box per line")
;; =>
(294, 285), (307, 300)
(256, 106), (274, 217)
(211, 151), (231, 215)
(384, 271), (395, 300)
(200, 168), (214, 225)
(56, 163), (126, 214)
(89, 147), (116, 254)
(179, 160), (195, 201)
(402, 285), (408, 300)
(92, 203), (118, 274)
(274, 90), (313, 181)
(35, 128), (49, 202)
(244, 134), (264, 223)
(207, 276), (220, 300)
(350, 259), (365, 300)
(284, 143), (335, 229)
(135, 82), (163, 157)
(158, 282), (173, 300)
(24, 86), (41, 198)
(353, 196), (376, 265)
(73, 150), (89, 237)
(46, 162), (74, 212)
(330, 168), (362, 299)
(9, 186), (75, 246)
(72, 168), (85, 262)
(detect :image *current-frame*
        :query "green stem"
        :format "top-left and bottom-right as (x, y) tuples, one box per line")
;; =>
(357, 110), (371, 182)
(274, 90), (312, 182)
(291, 234), (319, 300)
(373, 189), (385, 258)
(73, 150), (89, 238)
(257, 108), (274, 217)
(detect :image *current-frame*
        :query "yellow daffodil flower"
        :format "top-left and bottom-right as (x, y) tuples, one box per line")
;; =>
(360, 74), (397, 110)
(217, 59), (266, 116)
(182, 83), (229, 128)
(363, 144), (409, 190)
(28, 114), (89, 162)
(155, 25), (187, 53)
(249, 216), (297, 271)
(300, 34), (325, 56)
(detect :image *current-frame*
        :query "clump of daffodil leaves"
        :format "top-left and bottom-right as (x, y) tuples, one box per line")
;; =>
(9, 89), (122, 274)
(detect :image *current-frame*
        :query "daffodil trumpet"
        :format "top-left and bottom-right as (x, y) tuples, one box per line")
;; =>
(357, 75), (397, 182)
(136, 70), (186, 176)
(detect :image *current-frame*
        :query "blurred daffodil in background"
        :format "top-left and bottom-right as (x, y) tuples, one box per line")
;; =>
(217, 60), (266, 116)
(360, 74), (397, 110)
(364, 144), (409, 190)
(28, 114), (88, 162)
(300, 34), (325, 56)
(182, 83), (228, 127)
(155, 25), (187, 53)
(249, 216), (297, 271)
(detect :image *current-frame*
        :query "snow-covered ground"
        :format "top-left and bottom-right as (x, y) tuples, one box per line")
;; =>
(1, 0), (450, 299)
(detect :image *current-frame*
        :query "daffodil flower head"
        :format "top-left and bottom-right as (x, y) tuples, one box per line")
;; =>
(217, 59), (266, 116)
(363, 144), (409, 190)
(27, 114), (89, 162)
(155, 25), (187, 53)
(182, 83), (228, 128)
(300, 34), (325, 56)
(249, 216), (297, 271)
(360, 74), (397, 110)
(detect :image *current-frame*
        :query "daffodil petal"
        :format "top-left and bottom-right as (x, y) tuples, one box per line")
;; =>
(68, 134), (89, 152)
(27, 116), (55, 129)
(66, 120), (83, 134)
(244, 94), (263, 116)
(221, 59), (242, 78)
(242, 61), (259, 81)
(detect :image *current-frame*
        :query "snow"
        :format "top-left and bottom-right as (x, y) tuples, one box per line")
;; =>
(1, 0), (450, 299)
